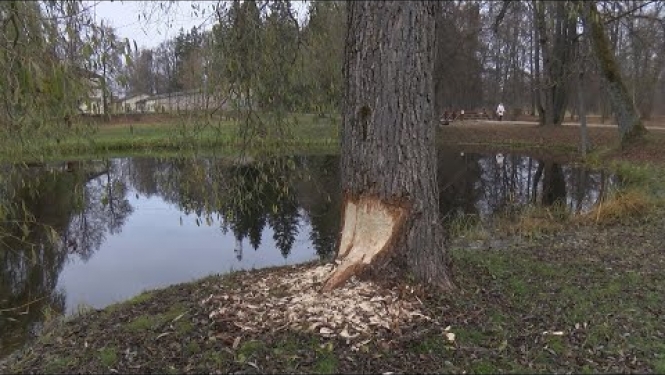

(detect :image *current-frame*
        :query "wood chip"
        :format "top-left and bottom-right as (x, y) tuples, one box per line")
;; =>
(203, 264), (429, 345)
(232, 336), (241, 350)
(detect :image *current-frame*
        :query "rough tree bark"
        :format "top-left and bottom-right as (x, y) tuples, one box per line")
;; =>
(576, 12), (590, 156)
(532, 1), (545, 123)
(323, 1), (453, 291)
(541, 162), (566, 206)
(585, 2), (647, 145)
(577, 70), (589, 156)
(534, 1), (576, 126)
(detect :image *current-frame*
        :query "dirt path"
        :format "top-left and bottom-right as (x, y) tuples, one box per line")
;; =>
(438, 120), (665, 164)
(455, 119), (665, 130)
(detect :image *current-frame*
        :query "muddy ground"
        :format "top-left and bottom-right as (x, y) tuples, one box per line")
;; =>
(3, 123), (665, 374)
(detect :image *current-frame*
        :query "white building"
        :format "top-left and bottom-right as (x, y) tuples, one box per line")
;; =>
(111, 89), (253, 114)
(113, 94), (152, 113)
(145, 90), (207, 113)
(78, 74), (105, 115)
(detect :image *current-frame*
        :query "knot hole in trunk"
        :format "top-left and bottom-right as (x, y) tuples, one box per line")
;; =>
(359, 105), (371, 141)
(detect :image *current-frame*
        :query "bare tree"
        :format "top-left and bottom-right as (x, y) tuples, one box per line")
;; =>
(533, 1), (578, 126)
(620, 1), (665, 120)
(585, 1), (647, 144)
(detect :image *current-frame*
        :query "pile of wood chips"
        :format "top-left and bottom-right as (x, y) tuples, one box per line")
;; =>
(202, 264), (435, 350)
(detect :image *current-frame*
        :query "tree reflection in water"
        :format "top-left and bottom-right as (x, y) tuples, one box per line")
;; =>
(124, 156), (314, 261)
(0, 152), (617, 359)
(0, 160), (131, 357)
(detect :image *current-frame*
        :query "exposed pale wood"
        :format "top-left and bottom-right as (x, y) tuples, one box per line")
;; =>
(322, 197), (408, 291)
(326, 1), (454, 292)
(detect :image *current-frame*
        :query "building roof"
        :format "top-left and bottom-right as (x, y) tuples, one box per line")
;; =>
(145, 89), (204, 101)
(112, 89), (211, 104)
(115, 93), (151, 103)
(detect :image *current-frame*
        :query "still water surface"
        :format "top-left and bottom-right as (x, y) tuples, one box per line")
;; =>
(0, 152), (617, 357)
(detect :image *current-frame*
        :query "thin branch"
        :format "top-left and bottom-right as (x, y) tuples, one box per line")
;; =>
(603, 0), (657, 25)
(493, 0), (512, 34)
(0, 296), (47, 313)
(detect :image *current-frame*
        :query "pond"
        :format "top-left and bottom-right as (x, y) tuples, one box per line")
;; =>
(0, 151), (617, 359)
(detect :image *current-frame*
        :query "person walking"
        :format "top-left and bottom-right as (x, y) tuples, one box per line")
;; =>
(496, 103), (505, 121)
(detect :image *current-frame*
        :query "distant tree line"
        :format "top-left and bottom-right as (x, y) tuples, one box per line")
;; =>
(119, 0), (665, 123)
(0, 0), (663, 133)
(120, 1), (345, 116)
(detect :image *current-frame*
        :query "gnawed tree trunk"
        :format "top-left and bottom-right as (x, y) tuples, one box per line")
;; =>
(585, 2), (647, 145)
(323, 1), (453, 292)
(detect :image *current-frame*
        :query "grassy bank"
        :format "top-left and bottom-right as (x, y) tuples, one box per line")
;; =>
(0, 113), (340, 162)
(3, 117), (664, 164)
(4, 120), (665, 373)
(3, 206), (665, 374)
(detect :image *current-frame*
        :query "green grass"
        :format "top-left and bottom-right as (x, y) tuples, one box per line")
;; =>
(125, 315), (155, 332)
(313, 353), (338, 374)
(43, 356), (76, 374)
(412, 335), (448, 355)
(101, 290), (154, 317)
(98, 347), (118, 368)
(124, 304), (187, 333)
(0, 113), (340, 162)
(202, 351), (227, 369)
(470, 360), (498, 374)
(126, 291), (154, 304)
(185, 341), (201, 356)
(237, 340), (265, 358)
(441, 235), (665, 372)
(309, 340), (338, 374)
(270, 336), (302, 370)
(175, 318), (194, 335)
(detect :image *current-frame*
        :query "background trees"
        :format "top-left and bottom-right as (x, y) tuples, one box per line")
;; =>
(0, 1), (89, 134)
(86, 23), (127, 118)
(1, 1), (664, 142)
(103, 1), (665, 134)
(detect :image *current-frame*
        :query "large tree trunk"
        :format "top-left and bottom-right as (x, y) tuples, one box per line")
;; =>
(585, 2), (647, 145)
(577, 70), (589, 156)
(323, 1), (453, 291)
(532, 1), (546, 124)
(534, 1), (576, 126)
(541, 161), (566, 206)
(102, 65), (110, 122)
(577, 14), (590, 156)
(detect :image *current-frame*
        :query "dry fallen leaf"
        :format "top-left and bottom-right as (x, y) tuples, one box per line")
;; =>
(232, 336), (241, 350)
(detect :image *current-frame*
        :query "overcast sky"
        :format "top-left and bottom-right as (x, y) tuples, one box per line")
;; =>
(88, 1), (309, 50)
(87, 1), (214, 49)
